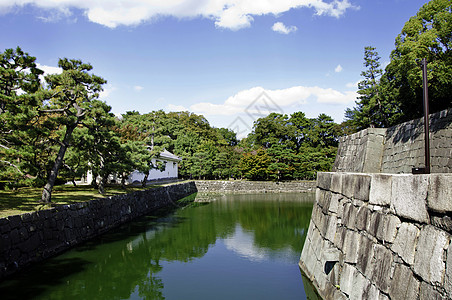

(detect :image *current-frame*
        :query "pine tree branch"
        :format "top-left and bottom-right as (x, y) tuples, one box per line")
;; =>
(0, 160), (24, 175)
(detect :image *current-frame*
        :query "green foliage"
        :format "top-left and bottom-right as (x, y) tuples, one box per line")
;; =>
(347, 0), (452, 129)
(1, 46), (340, 191)
(0, 47), (43, 186)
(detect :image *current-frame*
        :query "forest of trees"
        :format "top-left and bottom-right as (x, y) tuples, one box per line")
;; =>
(0, 50), (341, 202)
(1, 0), (450, 202)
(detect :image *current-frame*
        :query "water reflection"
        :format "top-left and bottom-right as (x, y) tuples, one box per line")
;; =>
(0, 192), (314, 300)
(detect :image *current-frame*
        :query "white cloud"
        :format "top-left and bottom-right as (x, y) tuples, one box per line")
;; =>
(272, 22), (297, 34)
(166, 104), (187, 112)
(189, 85), (356, 117)
(36, 63), (62, 76)
(133, 85), (144, 91)
(334, 64), (343, 73)
(99, 84), (116, 99)
(346, 80), (360, 89)
(0, 0), (358, 29)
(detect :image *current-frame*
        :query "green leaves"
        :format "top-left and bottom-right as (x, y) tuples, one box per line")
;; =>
(348, 0), (452, 129)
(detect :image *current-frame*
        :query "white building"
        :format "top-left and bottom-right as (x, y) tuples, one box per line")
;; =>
(84, 149), (181, 185)
(126, 149), (181, 184)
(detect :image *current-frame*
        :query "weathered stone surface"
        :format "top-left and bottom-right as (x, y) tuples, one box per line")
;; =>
(324, 215), (337, 243)
(414, 225), (449, 284)
(330, 173), (342, 194)
(444, 240), (452, 297)
(367, 211), (383, 238)
(329, 193), (341, 214)
(333, 225), (346, 250)
(391, 222), (419, 265)
(355, 206), (370, 231)
(342, 203), (357, 230)
(356, 234), (375, 277)
(342, 173), (356, 199)
(317, 172), (332, 191)
(389, 263), (420, 300)
(369, 174), (392, 206)
(391, 175), (429, 223)
(419, 282), (447, 300)
(427, 174), (452, 213)
(431, 215), (452, 233)
(369, 244), (393, 293)
(376, 214), (401, 243)
(339, 263), (357, 297)
(354, 174), (371, 201)
(343, 230), (361, 264)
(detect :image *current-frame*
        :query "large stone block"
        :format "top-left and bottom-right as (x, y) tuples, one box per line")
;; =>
(389, 263), (420, 300)
(391, 222), (419, 265)
(343, 230), (361, 264)
(391, 175), (429, 223)
(414, 225), (449, 285)
(342, 173), (371, 201)
(369, 174), (392, 207)
(329, 193), (341, 214)
(330, 173), (342, 194)
(342, 203), (357, 230)
(317, 172), (332, 190)
(324, 215), (338, 243)
(369, 244), (394, 293)
(339, 263), (357, 297)
(427, 174), (452, 213)
(356, 234), (375, 277)
(376, 214), (401, 243)
(355, 206), (370, 231)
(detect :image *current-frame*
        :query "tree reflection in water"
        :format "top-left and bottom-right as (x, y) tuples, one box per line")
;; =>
(0, 192), (314, 299)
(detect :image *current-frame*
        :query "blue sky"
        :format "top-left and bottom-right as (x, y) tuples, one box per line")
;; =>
(0, 0), (430, 137)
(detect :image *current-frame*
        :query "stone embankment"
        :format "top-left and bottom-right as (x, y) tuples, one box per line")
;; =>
(299, 172), (452, 299)
(0, 182), (197, 280)
(194, 180), (316, 193)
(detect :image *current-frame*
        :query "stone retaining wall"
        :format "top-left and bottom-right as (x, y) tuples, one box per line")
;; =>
(299, 172), (452, 299)
(194, 180), (316, 193)
(0, 182), (197, 280)
(333, 108), (452, 174)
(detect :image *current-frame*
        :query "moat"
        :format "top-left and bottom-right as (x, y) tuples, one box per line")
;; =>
(0, 192), (316, 299)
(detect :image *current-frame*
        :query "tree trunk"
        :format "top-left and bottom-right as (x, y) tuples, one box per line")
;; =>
(41, 125), (76, 203)
(121, 173), (126, 189)
(142, 171), (149, 187)
(98, 175), (107, 194)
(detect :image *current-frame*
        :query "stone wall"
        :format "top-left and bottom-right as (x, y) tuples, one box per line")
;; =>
(0, 182), (197, 280)
(194, 180), (316, 193)
(333, 108), (452, 174)
(333, 128), (386, 173)
(299, 172), (452, 299)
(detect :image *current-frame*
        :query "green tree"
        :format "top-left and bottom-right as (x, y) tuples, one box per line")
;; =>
(251, 113), (295, 149)
(346, 46), (386, 129)
(239, 148), (272, 180)
(0, 47), (43, 186)
(40, 58), (106, 202)
(387, 0), (452, 122)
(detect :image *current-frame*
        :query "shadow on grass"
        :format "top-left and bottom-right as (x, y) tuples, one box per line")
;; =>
(0, 184), (164, 218)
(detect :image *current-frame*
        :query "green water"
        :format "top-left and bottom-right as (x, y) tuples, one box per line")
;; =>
(0, 192), (316, 300)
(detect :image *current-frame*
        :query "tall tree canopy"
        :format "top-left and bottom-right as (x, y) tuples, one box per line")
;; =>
(347, 0), (452, 130)
(40, 58), (106, 202)
(0, 47), (43, 184)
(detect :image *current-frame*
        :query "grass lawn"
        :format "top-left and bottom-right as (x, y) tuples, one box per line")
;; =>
(0, 184), (163, 218)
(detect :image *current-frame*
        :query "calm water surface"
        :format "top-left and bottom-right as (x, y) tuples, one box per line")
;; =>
(1, 192), (317, 299)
